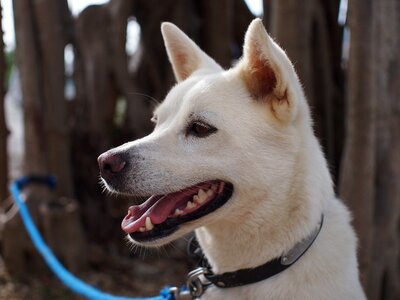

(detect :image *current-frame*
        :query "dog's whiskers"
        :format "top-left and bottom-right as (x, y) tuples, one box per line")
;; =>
(127, 92), (161, 108)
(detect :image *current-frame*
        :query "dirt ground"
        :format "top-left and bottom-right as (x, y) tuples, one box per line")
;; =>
(0, 239), (191, 300)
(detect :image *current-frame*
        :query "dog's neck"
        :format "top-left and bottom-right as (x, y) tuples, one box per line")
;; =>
(195, 138), (333, 274)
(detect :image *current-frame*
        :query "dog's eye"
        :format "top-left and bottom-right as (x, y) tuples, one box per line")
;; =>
(187, 121), (217, 138)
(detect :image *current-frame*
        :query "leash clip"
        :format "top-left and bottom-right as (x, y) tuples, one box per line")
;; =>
(186, 267), (210, 299)
(168, 286), (191, 300)
(169, 267), (210, 299)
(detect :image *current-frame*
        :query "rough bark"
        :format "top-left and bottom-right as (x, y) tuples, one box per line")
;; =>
(0, 2), (8, 203)
(339, 0), (375, 288)
(13, 0), (46, 175)
(33, 0), (74, 197)
(40, 198), (87, 273)
(75, 5), (118, 148)
(3, 0), (87, 278)
(3, 0), (50, 278)
(367, 0), (400, 298)
(340, 0), (400, 298)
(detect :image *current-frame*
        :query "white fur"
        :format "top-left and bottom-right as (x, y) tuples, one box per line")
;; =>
(107, 19), (366, 299)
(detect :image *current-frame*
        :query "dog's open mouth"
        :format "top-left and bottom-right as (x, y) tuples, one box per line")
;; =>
(121, 180), (233, 242)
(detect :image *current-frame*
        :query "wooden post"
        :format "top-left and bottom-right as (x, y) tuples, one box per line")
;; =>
(40, 197), (88, 273)
(2, 0), (87, 279)
(33, 0), (74, 197)
(0, 1), (8, 203)
(366, 0), (400, 298)
(2, 0), (51, 279)
(340, 0), (400, 298)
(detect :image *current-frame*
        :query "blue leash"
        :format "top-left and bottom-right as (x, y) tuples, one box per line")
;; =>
(9, 176), (173, 300)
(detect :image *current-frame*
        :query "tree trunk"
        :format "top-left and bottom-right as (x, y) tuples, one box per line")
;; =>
(3, 0), (87, 279)
(13, 0), (46, 176)
(0, 2), (8, 203)
(3, 0), (50, 278)
(339, 0), (375, 288)
(40, 197), (87, 273)
(33, 0), (74, 197)
(340, 0), (400, 298)
(367, 0), (400, 298)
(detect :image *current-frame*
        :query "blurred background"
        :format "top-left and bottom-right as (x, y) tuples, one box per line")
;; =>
(0, 0), (398, 299)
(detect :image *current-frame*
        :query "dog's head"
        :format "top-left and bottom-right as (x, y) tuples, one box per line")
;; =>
(98, 19), (313, 246)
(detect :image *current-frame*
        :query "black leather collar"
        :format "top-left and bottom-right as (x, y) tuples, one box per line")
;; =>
(187, 215), (324, 289)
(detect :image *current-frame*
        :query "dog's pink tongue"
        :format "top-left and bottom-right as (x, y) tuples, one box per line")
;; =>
(121, 190), (193, 234)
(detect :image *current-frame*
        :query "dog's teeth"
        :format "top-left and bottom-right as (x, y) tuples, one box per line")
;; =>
(194, 194), (205, 204)
(193, 195), (201, 204)
(186, 201), (195, 209)
(211, 184), (218, 191)
(145, 217), (154, 231)
(206, 189), (213, 197)
(198, 189), (207, 202)
(198, 189), (206, 197)
(128, 207), (136, 216)
(139, 227), (146, 232)
(175, 208), (183, 215)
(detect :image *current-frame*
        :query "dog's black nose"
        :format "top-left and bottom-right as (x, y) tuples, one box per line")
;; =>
(98, 151), (127, 180)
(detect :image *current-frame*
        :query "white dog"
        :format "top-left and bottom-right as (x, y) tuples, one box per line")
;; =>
(98, 19), (366, 300)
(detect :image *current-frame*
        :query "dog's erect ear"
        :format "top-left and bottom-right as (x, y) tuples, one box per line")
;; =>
(161, 22), (222, 82)
(239, 19), (298, 122)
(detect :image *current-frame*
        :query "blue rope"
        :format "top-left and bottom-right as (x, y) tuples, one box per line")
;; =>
(10, 176), (173, 300)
